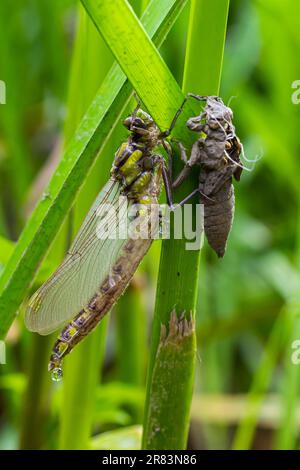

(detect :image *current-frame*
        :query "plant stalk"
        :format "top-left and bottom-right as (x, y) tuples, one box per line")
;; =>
(142, 0), (230, 449)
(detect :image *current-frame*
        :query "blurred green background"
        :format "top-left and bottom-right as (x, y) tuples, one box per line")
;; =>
(0, 0), (300, 450)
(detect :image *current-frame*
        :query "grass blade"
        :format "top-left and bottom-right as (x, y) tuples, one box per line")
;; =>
(81, 0), (196, 136)
(19, 334), (53, 449)
(115, 281), (147, 390)
(232, 310), (291, 450)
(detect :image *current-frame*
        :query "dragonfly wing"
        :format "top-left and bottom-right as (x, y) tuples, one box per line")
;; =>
(25, 178), (129, 335)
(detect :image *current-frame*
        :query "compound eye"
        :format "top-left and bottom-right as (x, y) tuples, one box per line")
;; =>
(133, 117), (146, 128)
(123, 117), (132, 128)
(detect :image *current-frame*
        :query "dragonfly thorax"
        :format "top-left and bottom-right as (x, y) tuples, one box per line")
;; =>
(112, 141), (162, 203)
(111, 108), (166, 203)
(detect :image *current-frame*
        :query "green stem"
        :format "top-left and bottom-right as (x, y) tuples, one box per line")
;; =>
(182, 0), (229, 93)
(274, 205), (300, 450)
(275, 311), (300, 449)
(116, 282), (147, 388)
(0, 235), (14, 267)
(0, 198), (8, 238)
(142, 0), (230, 450)
(232, 309), (291, 450)
(19, 334), (54, 449)
(0, 1), (32, 231)
(115, 281), (147, 423)
(59, 321), (108, 449)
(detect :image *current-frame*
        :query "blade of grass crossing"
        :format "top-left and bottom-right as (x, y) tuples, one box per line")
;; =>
(80, 0), (197, 139)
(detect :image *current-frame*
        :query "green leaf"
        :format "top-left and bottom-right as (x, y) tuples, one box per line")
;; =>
(0, 235), (14, 268)
(91, 425), (142, 450)
(81, 0), (197, 140)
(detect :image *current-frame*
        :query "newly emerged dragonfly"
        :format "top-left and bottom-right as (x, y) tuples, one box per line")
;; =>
(26, 106), (172, 380)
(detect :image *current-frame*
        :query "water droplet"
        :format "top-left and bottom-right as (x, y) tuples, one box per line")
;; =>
(51, 367), (63, 382)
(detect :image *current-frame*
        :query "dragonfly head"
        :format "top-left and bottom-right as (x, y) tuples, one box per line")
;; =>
(187, 96), (234, 135)
(205, 96), (234, 126)
(123, 109), (158, 139)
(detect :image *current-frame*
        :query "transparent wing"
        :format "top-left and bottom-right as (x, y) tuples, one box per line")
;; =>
(25, 178), (130, 335)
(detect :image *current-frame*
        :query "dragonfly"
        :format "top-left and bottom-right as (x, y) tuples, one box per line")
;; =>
(167, 94), (245, 257)
(25, 105), (173, 381)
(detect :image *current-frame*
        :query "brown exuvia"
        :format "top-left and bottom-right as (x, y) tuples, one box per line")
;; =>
(172, 95), (243, 257)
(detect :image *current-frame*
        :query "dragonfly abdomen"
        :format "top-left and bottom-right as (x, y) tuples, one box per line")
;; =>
(202, 178), (234, 258)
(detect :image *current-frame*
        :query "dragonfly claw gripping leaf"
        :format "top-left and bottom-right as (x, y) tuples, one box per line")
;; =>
(26, 107), (171, 378)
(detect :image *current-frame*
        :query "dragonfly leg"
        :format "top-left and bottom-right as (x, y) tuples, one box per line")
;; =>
(172, 166), (192, 191)
(174, 140), (190, 164)
(172, 140), (202, 189)
(132, 92), (141, 112)
(153, 154), (174, 208)
(129, 98), (142, 131)
(160, 93), (210, 138)
(162, 163), (174, 208)
(171, 187), (200, 209)
(161, 139), (173, 180)
(159, 97), (188, 138)
(187, 93), (208, 102)
(172, 186), (215, 210)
